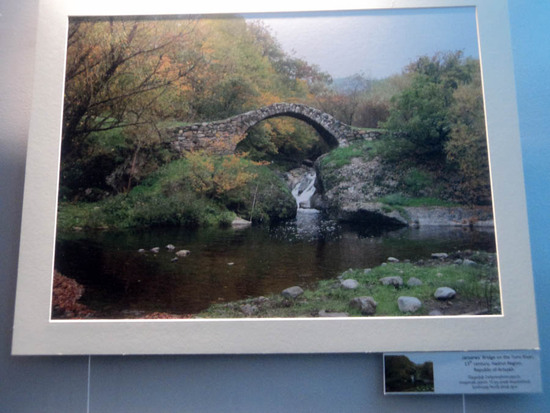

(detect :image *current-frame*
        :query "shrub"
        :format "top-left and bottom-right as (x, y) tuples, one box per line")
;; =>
(403, 168), (433, 196)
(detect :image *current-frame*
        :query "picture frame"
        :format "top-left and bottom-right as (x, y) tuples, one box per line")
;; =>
(12, 0), (539, 355)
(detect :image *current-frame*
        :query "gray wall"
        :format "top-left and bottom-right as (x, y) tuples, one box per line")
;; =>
(1, 1), (549, 411)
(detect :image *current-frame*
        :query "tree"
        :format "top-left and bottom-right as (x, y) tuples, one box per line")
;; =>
(315, 74), (370, 125)
(445, 70), (491, 204)
(185, 151), (257, 200)
(61, 17), (206, 198)
(63, 17), (204, 157)
(382, 51), (478, 159)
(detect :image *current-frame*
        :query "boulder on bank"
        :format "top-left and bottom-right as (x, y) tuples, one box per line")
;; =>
(397, 296), (422, 313)
(434, 287), (456, 300)
(379, 276), (403, 287)
(341, 279), (360, 289)
(407, 277), (423, 287)
(281, 286), (304, 299)
(349, 296), (377, 315)
(240, 304), (258, 316)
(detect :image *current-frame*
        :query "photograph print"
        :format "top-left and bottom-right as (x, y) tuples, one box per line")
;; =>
(53, 8), (499, 320)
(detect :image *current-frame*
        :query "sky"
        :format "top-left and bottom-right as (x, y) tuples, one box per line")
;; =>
(245, 7), (479, 79)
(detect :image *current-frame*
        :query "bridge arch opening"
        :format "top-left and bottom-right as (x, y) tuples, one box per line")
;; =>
(236, 115), (335, 167)
(259, 112), (341, 148)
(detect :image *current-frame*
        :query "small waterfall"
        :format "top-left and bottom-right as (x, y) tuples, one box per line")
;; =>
(291, 170), (318, 211)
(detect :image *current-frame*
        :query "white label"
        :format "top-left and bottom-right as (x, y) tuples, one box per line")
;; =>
(384, 350), (541, 394)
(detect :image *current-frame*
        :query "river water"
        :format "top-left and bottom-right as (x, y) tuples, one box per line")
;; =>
(54, 172), (496, 318)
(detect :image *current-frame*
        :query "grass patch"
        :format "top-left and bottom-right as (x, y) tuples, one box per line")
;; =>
(320, 142), (369, 169)
(196, 253), (499, 318)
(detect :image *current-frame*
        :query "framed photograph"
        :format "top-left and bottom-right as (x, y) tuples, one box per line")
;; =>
(12, 0), (539, 355)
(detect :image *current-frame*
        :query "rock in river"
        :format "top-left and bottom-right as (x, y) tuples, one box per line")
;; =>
(232, 217), (252, 228)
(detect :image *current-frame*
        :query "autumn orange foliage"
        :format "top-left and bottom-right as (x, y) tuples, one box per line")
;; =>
(52, 271), (94, 318)
(185, 151), (257, 198)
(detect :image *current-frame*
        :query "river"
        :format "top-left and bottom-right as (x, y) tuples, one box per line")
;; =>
(54, 171), (496, 318)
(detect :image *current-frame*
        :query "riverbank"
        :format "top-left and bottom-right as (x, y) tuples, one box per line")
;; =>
(57, 155), (296, 231)
(312, 137), (493, 227)
(196, 250), (499, 318)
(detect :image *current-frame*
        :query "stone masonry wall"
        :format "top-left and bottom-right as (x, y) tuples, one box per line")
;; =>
(169, 103), (380, 154)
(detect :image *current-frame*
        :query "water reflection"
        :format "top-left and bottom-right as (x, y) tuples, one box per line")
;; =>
(55, 215), (495, 317)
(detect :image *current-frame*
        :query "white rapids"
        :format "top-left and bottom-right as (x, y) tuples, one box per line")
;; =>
(291, 170), (319, 211)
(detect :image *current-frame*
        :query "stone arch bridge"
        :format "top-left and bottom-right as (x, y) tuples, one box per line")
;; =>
(169, 103), (379, 154)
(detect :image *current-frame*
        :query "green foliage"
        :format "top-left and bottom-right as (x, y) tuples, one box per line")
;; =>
(377, 52), (491, 205)
(383, 75), (452, 158)
(403, 168), (433, 196)
(382, 51), (480, 159)
(57, 154), (296, 230)
(445, 71), (491, 205)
